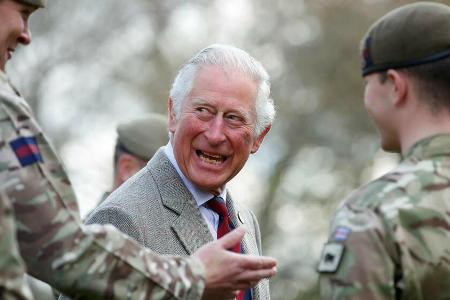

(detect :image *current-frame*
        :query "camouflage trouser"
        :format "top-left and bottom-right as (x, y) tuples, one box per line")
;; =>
(0, 195), (33, 300)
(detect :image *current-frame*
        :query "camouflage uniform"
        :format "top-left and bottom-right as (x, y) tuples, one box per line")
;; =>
(0, 176), (33, 300)
(319, 134), (450, 299)
(0, 71), (205, 299)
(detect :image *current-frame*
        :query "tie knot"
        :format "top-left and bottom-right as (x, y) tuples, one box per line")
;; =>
(206, 196), (229, 220)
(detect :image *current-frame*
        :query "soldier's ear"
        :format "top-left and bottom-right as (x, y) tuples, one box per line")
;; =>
(117, 154), (142, 184)
(387, 70), (408, 107)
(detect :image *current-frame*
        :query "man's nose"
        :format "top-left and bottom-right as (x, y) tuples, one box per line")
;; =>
(205, 116), (226, 144)
(18, 25), (32, 45)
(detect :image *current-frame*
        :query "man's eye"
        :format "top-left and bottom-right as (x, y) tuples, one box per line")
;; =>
(195, 107), (207, 113)
(195, 107), (213, 117)
(227, 114), (244, 123)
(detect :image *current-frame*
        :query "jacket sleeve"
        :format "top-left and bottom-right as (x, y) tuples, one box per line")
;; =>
(0, 88), (205, 300)
(318, 202), (396, 300)
(0, 192), (34, 300)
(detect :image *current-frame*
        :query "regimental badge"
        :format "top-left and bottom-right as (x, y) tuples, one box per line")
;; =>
(10, 136), (43, 167)
(362, 36), (373, 70)
(318, 242), (345, 273)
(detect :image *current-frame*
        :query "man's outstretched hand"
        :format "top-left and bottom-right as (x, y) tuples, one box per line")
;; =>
(193, 227), (277, 300)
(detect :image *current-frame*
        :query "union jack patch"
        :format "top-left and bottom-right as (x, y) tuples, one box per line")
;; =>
(10, 136), (43, 167)
(333, 226), (351, 241)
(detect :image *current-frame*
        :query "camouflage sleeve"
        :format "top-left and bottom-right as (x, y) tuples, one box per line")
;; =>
(318, 203), (397, 300)
(0, 193), (34, 300)
(0, 89), (205, 299)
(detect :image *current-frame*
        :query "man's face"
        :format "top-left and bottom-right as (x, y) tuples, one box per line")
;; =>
(169, 65), (269, 194)
(0, 0), (36, 71)
(363, 73), (400, 152)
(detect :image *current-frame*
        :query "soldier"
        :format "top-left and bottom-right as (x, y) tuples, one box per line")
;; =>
(83, 114), (168, 228)
(318, 2), (450, 299)
(0, 1), (277, 299)
(106, 114), (168, 202)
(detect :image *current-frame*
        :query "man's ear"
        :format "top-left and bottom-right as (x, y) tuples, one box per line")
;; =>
(387, 69), (408, 107)
(117, 154), (144, 184)
(251, 125), (271, 154)
(168, 97), (177, 133)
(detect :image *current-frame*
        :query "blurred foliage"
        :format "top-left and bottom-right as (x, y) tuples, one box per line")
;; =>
(7, 0), (449, 299)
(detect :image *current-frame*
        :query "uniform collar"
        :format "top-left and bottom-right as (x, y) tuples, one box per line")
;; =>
(0, 70), (8, 82)
(0, 70), (21, 97)
(404, 133), (450, 160)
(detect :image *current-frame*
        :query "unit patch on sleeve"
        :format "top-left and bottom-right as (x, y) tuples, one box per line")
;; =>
(318, 242), (345, 273)
(333, 226), (352, 241)
(10, 136), (43, 167)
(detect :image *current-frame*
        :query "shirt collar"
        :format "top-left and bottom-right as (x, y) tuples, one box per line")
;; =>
(0, 70), (8, 82)
(164, 141), (227, 207)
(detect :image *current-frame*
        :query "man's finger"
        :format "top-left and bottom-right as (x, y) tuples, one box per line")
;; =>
(235, 267), (278, 282)
(216, 226), (246, 249)
(238, 255), (278, 270)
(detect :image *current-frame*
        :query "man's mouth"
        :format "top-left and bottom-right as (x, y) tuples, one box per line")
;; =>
(196, 150), (227, 165)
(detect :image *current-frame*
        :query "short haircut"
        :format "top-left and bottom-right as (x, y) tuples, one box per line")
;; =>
(402, 56), (450, 114)
(377, 56), (450, 114)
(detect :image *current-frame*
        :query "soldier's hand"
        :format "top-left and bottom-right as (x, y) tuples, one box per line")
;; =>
(193, 227), (277, 300)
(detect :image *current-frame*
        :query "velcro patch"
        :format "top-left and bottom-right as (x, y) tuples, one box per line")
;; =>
(333, 226), (351, 241)
(318, 242), (345, 273)
(10, 136), (43, 167)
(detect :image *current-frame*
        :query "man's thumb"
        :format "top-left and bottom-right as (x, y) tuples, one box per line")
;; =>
(217, 226), (246, 249)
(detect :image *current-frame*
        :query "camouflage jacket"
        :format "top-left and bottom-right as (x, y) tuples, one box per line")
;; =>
(319, 134), (450, 300)
(0, 71), (205, 300)
(0, 175), (33, 300)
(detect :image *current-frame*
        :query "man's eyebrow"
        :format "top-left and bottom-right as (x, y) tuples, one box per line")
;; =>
(191, 98), (209, 105)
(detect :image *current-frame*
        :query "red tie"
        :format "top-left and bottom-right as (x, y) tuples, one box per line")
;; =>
(207, 197), (246, 300)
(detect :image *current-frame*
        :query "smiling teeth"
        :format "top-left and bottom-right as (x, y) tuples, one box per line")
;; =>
(198, 151), (225, 165)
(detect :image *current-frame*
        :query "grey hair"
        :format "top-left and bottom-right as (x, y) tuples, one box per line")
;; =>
(169, 44), (276, 137)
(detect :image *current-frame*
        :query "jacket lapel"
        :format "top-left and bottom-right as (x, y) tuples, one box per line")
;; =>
(226, 195), (253, 255)
(171, 199), (214, 254)
(227, 195), (262, 299)
(149, 149), (213, 254)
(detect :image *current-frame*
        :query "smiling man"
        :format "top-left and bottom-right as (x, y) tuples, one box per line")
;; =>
(0, 0), (35, 71)
(85, 44), (276, 300)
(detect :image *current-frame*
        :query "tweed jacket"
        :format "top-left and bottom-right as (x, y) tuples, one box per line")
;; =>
(85, 148), (270, 300)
